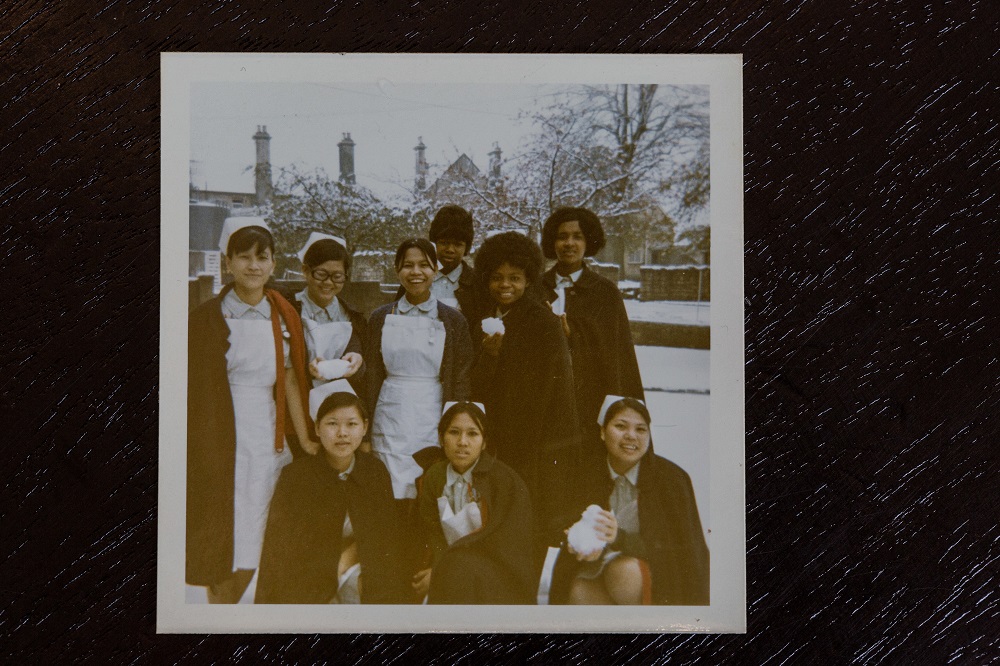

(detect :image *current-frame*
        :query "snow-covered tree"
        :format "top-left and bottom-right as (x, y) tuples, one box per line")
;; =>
(268, 165), (425, 272)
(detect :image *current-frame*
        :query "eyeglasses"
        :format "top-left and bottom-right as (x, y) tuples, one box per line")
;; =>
(310, 269), (347, 284)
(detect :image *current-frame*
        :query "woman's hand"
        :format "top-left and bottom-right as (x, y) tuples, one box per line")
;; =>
(481, 332), (503, 357)
(559, 312), (570, 338)
(412, 568), (432, 598)
(308, 357), (325, 380)
(340, 352), (363, 378)
(593, 509), (618, 544)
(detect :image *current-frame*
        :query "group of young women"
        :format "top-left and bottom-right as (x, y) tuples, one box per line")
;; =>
(187, 206), (709, 605)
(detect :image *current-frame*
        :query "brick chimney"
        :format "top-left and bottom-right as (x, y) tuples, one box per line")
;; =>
(414, 137), (428, 192)
(488, 142), (502, 191)
(338, 132), (356, 185)
(253, 125), (272, 205)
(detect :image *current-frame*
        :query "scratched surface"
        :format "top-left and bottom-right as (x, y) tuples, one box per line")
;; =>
(3, 2), (998, 662)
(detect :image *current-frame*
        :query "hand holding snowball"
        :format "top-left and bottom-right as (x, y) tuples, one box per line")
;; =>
(567, 505), (618, 561)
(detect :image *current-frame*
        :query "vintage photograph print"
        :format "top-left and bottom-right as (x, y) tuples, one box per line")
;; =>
(159, 53), (744, 633)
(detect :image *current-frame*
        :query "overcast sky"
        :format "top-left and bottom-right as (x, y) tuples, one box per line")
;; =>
(190, 82), (566, 204)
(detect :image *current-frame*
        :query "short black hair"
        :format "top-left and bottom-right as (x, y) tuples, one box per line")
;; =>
(303, 238), (352, 276)
(394, 238), (438, 272)
(429, 205), (474, 252)
(474, 232), (543, 290)
(315, 391), (369, 425)
(438, 401), (488, 445)
(226, 225), (275, 258)
(541, 207), (606, 260)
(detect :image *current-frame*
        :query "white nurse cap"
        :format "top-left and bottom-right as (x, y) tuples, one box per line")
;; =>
(597, 394), (646, 426)
(309, 379), (356, 422)
(442, 401), (485, 415)
(297, 232), (347, 263)
(219, 216), (270, 254)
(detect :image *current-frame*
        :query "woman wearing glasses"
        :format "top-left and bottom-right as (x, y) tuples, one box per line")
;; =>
(292, 233), (367, 412)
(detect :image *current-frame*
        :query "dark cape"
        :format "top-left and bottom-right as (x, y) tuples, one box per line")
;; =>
(415, 450), (539, 604)
(549, 448), (710, 605)
(286, 292), (368, 397)
(470, 295), (581, 546)
(255, 452), (407, 604)
(186, 286), (311, 586)
(365, 300), (473, 417)
(539, 265), (645, 444)
(395, 259), (486, 343)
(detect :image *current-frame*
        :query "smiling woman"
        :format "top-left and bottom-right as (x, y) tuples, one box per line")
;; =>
(470, 232), (581, 556)
(186, 219), (314, 604)
(365, 239), (475, 593)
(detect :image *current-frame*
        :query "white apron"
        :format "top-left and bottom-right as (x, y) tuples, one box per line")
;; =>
(225, 318), (293, 570)
(302, 316), (354, 388)
(371, 314), (446, 499)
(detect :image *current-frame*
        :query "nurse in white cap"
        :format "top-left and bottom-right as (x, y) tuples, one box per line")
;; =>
(292, 232), (366, 401)
(186, 218), (314, 603)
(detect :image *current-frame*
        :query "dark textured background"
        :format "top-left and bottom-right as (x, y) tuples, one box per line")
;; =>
(3, 1), (998, 662)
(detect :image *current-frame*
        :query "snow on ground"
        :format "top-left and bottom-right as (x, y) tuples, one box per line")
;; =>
(637, 346), (710, 393)
(624, 299), (711, 325)
(647, 391), (710, 546)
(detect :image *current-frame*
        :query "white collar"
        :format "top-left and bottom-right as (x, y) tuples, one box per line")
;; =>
(337, 454), (356, 481)
(223, 288), (270, 318)
(297, 289), (344, 321)
(446, 458), (479, 486)
(556, 267), (584, 287)
(607, 458), (640, 485)
(398, 294), (437, 314)
(435, 262), (463, 284)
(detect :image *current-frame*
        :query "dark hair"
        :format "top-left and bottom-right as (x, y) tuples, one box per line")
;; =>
(315, 392), (369, 424)
(474, 231), (543, 291)
(429, 205), (474, 251)
(438, 402), (488, 444)
(541, 207), (606, 260)
(303, 238), (352, 276)
(601, 397), (651, 428)
(226, 225), (275, 258)
(394, 238), (437, 272)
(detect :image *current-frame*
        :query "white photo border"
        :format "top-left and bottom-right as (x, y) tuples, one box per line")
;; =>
(158, 52), (744, 633)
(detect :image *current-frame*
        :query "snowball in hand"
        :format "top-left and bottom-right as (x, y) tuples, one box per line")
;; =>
(567, 504), (605, 555)
(316, 358), (351, 380)
(481, 317), (505, 336)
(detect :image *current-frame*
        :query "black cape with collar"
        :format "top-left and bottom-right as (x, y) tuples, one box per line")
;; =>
(255, 452), (407, 604)
(415, 450), (539, 604)
(539, 265), (645, 444)
(549, 448), (710, 605)
(470, 295), (582, 546)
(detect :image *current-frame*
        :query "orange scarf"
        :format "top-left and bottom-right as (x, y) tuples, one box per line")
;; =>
(264, 288), (311, 452)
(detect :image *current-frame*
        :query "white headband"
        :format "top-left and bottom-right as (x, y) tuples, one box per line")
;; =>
(297, 232), (347, 263)
(309, 379), (357, 422)
(218, 216), (270, 254)
(442, 400), (485, 415)
(597, 395), (646, 426)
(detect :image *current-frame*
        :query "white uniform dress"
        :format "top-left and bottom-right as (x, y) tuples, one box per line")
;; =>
(295, 290), (354, 388)
(222, 290), (294, 570)
(371, 295), (446, 499)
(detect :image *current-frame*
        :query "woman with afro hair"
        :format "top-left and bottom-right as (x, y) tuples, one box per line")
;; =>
(539, 208), (645, 449)
(471, 231), (581, 552)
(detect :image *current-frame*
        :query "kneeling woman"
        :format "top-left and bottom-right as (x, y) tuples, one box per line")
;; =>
(256, 390), (406, 603)
(412, 402), (538, 604)
(550, 396), (709, 605)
